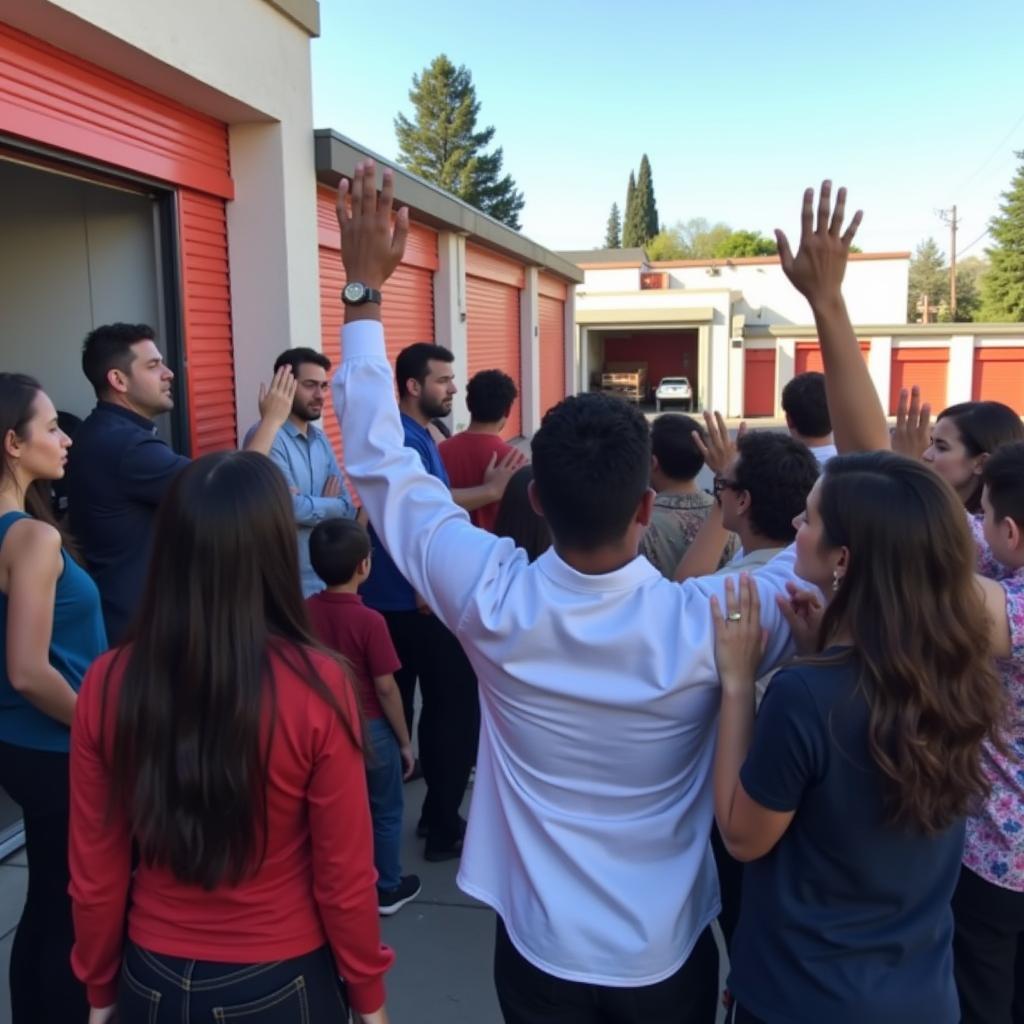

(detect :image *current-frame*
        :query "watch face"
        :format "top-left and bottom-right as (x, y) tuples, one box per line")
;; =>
(343, 282), (365, 303)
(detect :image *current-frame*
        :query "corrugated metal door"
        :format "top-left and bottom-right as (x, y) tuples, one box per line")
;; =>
(317, 187), (437, 456)
(466, 244), (523, 439)
(0, 20), (236, 454)
(744, 349), (776, 417)
(972, 347), (1024, 410)
(795, 341), (871, 375)
(178, 191), (235, 454)
(889, 348), (950, 414)
(539, 273), (567, 418)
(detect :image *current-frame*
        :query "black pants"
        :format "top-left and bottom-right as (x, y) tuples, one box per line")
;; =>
(383, 609), (479, 848)
(730, 1006), (766, 1023)
(118, 943), (348, 1022)
(0, 740), (88, 1023)
(953, 864), (1024, 1023)
(493, 916), (718, 1024)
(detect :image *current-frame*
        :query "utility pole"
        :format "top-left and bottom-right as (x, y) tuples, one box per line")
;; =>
(939, 206), (958, 319)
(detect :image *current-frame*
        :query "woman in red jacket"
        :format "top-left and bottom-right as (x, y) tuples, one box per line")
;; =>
(68, 451), (393, 1024)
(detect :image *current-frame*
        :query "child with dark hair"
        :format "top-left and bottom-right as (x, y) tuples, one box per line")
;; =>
(953, 440), (1024, 1022)
(640, 413), (737, 577)
(307, 518), (420, 916)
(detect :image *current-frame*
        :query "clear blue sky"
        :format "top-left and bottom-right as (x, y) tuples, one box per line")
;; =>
(312, 0), (1024, 258)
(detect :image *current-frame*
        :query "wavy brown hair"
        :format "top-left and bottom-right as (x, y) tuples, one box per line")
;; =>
(101, 451), (360, 889)
(813, 451), (1004, 835)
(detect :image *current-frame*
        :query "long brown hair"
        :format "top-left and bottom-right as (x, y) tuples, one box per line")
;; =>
(103, 451), (360, 889)
(814, 451), (1004, 834)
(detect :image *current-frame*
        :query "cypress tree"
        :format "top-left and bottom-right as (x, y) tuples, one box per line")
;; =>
(604, 203), (622, 248)
(623, 171), (644, 247)
(635, 154), (659, 243)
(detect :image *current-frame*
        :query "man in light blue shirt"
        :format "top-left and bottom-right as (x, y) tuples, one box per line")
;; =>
(245, 347), (357, 595)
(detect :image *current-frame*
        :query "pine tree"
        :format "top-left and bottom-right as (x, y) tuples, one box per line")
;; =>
(981, 151), (1024, 322)
(636, 154), (659, 243)
(604, 203), (622, 248)
(623, 171), (644, 247)
(907, 238), (948, 321)
(394, 54), (525, 230)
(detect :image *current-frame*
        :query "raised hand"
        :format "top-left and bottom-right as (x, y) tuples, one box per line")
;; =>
(711, 574), (766, 695)
(693, 410), (745, 477)
(336, 160), (409, 289)
(776, 181), (863, 312)
(891, 386), (931, 461)
(775, 581), (824, 655)
(483, 448), (528, 501)
(257, 366), (297, 428)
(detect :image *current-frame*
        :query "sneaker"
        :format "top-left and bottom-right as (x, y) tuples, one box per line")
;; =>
(378, 875), (421, 916)
(416, 814), (467, 840)
(423, 837), (463, 863)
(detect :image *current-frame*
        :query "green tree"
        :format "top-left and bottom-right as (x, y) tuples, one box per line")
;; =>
(712, 229), (778, 258)
(980, 151), (1024, 321)
(394, 54), (525, 229)
(644, 228), (687, 261)
(623, 171), (644, 247)
(604, 202), (622, 248)
(949, 256), (986, 322)
(907, 238), (947, 321)
(677, 218), (733, 259)
(635, 154), (659, 243)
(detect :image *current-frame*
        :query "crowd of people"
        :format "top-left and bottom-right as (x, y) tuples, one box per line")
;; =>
(0, 161), (1021, 1024)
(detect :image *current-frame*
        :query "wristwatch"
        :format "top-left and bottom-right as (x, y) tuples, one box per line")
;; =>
(341, 282), (382, 306)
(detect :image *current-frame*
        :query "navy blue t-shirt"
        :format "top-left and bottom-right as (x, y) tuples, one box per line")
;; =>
(359, 413), (450, 613)
(729, 653), (963, 1024)
(67, 402), (190, 643)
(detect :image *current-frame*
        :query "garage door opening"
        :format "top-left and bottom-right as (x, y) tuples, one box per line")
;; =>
(0, 153), (185, 448)
(586, 328), (701, 412)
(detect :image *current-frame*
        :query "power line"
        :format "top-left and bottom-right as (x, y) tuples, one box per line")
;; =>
(958, 228), (990, 258)
(952, 109), (1024, 194)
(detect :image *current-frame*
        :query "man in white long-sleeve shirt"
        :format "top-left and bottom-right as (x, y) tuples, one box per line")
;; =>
(332, 162), (810, 1024)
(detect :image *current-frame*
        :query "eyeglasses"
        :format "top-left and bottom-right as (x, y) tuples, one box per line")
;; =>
(713, 476), (742, 497)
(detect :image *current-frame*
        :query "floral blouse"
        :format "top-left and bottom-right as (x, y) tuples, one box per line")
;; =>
(965, 514), (1024, 892)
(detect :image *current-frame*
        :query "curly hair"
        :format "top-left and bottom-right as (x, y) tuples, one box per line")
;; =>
(814, 451), (1005, 834)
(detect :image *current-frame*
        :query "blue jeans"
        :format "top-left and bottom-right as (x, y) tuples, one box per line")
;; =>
(118, 943), (348, 1022)
(365, 718), (404, 891)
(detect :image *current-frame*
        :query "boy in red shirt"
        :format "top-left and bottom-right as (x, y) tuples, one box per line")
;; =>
(307, 518), (420, 916)
(440, 369), (522, 532)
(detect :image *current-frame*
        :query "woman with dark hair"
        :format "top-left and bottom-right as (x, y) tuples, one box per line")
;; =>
(0, 373), (106, 1023)
(711, 451), (1011, 1024)
(893, 390), (1024, 513)
(69, 451), (393, 1024)
(493, 464), (551, 563)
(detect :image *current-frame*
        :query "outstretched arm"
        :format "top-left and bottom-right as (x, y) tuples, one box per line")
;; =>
(776, 182), (888, 454)
(334, 161), (521, 632)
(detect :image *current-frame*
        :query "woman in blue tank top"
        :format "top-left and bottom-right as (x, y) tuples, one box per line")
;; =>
(0, 374), (106, 1023)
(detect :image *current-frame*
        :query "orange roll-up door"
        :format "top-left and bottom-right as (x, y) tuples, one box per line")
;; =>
(178, 191), (235, 454)
(1, 21), (236, 454)
(539, 273), (568, 418)
(972, 348), (1024, 411)
(889, 348), (950, 414)
(317, 187), (437, 457)
(795, 341), (871, 375)
(466, 244), (524, 439)
(744, 349), (776, 418)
